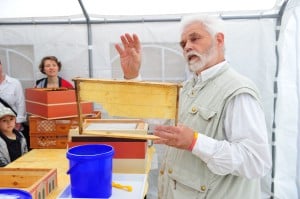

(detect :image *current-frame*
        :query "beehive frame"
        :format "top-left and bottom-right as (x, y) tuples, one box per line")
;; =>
(73, 78), (181, 135)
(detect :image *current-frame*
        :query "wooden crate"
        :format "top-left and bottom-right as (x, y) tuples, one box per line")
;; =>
(0, 168), (57, 199)
(29, 111), (101, 134)
(29, 112), (101, 149)
(30, 133), (69, 149)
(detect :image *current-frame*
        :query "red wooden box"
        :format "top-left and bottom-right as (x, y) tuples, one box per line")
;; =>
(25, 88), (93, 119)
(68, 138), (147, 159)
(67, 133), (148, 173)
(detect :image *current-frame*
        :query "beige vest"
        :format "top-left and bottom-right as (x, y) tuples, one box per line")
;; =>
(158, 65), (262, 199)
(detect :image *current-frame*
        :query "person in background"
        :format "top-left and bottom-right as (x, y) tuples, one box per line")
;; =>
(0, 103), (28, 167)
(115, 14), (272, 199)
(0, 59), (29, 149)
(36, 56), (73, 89)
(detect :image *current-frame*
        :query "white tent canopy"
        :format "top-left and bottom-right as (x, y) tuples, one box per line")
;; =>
(0, 0), (279, 18)
(0, 0), (299, 199)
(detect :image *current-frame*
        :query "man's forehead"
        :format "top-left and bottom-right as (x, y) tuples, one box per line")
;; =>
(181, 26), (209, 40)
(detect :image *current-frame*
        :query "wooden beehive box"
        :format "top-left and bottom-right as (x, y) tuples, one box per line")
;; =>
(68, 126), (149, 173)
(25, 88), (93, 119)
(72, 78), (181, 139)
(0, 168), (57, 199)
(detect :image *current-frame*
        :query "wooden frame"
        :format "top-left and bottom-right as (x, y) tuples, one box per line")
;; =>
(73, 78), (181, 137)
(81, 119), (159, 140)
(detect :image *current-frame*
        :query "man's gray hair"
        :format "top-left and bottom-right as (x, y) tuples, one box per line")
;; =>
(180, 14), (225, 37)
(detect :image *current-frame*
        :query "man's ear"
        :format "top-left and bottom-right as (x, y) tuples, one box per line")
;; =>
(215, 32), (224, 47)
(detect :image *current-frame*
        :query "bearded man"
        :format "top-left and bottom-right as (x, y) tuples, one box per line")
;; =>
(115, 14), (272, 199)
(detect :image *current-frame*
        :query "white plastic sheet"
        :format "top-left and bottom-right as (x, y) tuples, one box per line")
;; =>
(276, 0), (300, 198)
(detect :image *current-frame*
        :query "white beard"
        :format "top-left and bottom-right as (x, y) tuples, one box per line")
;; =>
(185, 43), (217, 73)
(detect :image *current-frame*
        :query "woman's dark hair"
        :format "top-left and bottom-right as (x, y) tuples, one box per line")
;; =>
(38, 56), (62, 74)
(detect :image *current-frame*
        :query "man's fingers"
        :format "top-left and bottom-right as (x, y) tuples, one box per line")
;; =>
(115, 44), (124, 55)
(120, 35), (130, 48)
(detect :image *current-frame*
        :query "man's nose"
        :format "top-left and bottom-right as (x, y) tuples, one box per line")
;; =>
(184, 41), (193, 53)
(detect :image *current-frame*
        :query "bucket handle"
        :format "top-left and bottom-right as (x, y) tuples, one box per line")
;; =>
(66, 162), (81, 175)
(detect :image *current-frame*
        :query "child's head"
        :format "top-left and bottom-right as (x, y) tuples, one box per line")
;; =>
(0, 104), (16, 133)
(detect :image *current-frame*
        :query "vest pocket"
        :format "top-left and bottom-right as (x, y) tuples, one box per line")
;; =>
(186, 106), (217, 134)
(164, 173), (210, 199)
(196, 107), (216, 120)
(188, 106), (216, 120)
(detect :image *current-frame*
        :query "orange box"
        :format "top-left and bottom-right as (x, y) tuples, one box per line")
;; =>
(25, 88), (93, 119)
(0, 168), (57, 199)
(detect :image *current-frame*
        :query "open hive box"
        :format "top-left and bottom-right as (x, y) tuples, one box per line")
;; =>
(69, 119), (150, 173)
(0, 168), (57, 199)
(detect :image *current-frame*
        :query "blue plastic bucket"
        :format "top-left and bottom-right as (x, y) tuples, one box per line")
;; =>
(0, 188), (32, 199)
(66, 144), (114, 198)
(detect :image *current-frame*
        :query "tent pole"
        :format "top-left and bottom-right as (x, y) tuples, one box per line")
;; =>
(272, 0), (289, 198)
(78, 0), (93, 78)
(0, 12), (280, 25)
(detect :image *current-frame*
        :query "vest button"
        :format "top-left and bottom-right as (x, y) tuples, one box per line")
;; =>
(168, 168), (173, 174)
(159, 170), (164, 175)
(200, 185), (206, 191)
(191, 107), (197, 113)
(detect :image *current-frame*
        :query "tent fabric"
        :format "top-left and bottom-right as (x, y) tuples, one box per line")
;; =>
(0, 0), (278, 19)
(0, 0), (299, 198)
(0, 16), (277, 198)
(276, 0), (300, 198)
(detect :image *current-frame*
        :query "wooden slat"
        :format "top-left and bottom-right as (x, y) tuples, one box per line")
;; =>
(81, 119), (159, 140)
(82, 131), (159, 140)
(0, 175), (40, 187)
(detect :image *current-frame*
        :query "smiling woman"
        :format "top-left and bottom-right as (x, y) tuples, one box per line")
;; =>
(35, 56), (74, 89)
